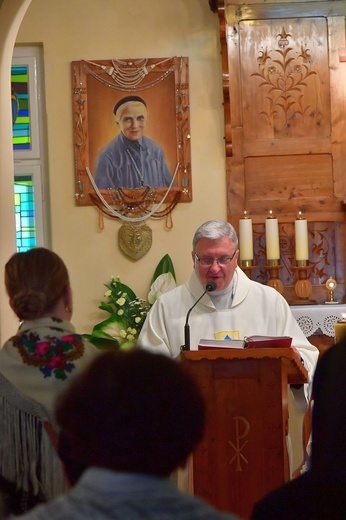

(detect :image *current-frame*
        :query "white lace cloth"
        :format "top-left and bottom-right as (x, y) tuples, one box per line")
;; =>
(290, 304), (346, 337)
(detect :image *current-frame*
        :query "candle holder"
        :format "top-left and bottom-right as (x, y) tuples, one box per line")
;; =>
(265, 260), (284, 295)
(240, 260), (256, 279)
(292, 262), (316, 304)
(335, 314), (346, 343)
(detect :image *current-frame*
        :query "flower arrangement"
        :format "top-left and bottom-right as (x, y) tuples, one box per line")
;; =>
(84, 254), (176, 350)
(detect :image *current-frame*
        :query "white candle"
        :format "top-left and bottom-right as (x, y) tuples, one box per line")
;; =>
(295, 211), (309, 261)
(239, 211), (253, 262)
(265, 210), (280, 260)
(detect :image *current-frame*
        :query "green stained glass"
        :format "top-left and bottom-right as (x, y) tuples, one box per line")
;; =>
(14, 176), (36, 252)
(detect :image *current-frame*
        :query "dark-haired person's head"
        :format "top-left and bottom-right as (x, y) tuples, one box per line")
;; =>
(55, 348), (205, 477)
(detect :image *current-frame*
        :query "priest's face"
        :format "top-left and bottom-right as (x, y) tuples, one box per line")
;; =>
(192, 237), (239, 292)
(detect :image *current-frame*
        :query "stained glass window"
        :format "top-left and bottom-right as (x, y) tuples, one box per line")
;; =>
(12, 47), (47, 251)
(11, 65), (31, 151)
(14, 175), (36, 252)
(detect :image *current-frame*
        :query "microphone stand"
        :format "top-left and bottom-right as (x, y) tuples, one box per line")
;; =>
(182, 282), (216, 351)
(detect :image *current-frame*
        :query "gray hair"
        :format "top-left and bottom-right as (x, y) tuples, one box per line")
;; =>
(192, 220), (238, 251)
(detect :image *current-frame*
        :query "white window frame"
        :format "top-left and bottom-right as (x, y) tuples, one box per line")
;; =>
(12, 46), (50, 249)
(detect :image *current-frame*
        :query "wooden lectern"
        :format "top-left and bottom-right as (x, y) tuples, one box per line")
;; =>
(181, 348), (308, 520)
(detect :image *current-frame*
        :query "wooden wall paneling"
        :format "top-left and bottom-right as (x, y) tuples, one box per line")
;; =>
(219, 9), (233, 157)
(236, 15), (335, 218)
(225, 5), (246, 218)
(329, 16), (346, 202)
(213, 1), (346, 301)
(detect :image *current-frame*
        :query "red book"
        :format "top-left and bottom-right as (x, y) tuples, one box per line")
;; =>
(198, 336), (292, 350)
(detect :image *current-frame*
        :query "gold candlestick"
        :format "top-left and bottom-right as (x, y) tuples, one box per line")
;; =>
(240, 260), (256, 280)
(265, 260), (283, 295)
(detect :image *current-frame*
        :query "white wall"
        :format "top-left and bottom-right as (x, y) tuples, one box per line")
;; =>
(1, 0), (226, 338)
(0, 0), (32, 340)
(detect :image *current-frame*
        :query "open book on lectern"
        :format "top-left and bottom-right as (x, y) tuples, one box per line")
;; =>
(198, 335), (292, 350)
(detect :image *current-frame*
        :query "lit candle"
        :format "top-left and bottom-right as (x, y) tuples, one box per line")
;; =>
(239, 211), (253, 262)
(265, 210), (280, 261)
(334, 313), (346, 344)
(295, 211), (309, 262)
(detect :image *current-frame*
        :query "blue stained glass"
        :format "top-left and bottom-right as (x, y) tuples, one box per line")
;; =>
(14, 175), (37, 252)
(12, 66), (27, 74)
(14, 144), (31, 150)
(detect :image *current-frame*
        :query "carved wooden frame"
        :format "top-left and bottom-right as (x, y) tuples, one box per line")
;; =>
(71, 56), (191, 206)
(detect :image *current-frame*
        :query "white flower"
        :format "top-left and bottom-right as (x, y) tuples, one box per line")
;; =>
(117, 309), (124, 316)
(116, 297), (126, 306)
(148, 272), (176, 305)
(104, 289), (112, 297)
(135, 317), (141, 323)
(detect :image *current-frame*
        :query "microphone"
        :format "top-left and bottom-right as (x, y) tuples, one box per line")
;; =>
(182, 281), (217, 351)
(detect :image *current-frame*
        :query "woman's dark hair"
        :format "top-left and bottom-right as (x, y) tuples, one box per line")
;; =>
(5, 247), (69, 320)
(56, 348), (206, 477)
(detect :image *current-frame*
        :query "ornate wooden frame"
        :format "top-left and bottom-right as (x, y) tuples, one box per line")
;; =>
(71, 56), (191, 207)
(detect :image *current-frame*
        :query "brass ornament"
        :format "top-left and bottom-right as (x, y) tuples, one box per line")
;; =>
(325, 278), (337, 303)
(118, 222), (152, 260)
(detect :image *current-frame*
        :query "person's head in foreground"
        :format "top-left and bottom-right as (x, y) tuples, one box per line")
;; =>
(56, 347), (205, 477)
(192, 220), (239, 292)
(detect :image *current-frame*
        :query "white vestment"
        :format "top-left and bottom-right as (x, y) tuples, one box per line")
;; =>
(138, 267), (319, 476)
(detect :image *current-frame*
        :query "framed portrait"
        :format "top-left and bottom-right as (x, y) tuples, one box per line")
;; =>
(71, 57), (191, 208)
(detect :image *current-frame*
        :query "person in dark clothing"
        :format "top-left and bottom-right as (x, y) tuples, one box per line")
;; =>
(251, 338), (346, 520)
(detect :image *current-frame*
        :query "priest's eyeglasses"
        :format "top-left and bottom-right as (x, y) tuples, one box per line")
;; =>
(194, 250), (238, 267)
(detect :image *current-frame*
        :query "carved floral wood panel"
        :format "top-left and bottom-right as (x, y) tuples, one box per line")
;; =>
(234, 16), (339, 217)
(242, 21), (330, 140)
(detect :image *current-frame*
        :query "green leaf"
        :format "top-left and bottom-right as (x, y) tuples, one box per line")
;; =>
(83, 334), (121, 350)
(150, 254), (176, 285)
(99, 301), (115, 314)
(92, 314), (127, 333)
(119, 340), (138, 351)
(53, 369), (67, 380)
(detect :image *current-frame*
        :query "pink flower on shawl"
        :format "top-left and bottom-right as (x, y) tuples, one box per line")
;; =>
(34, 341), (51, 356)
(46, 355), (67, 370)
(61, 334), (75, 343)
